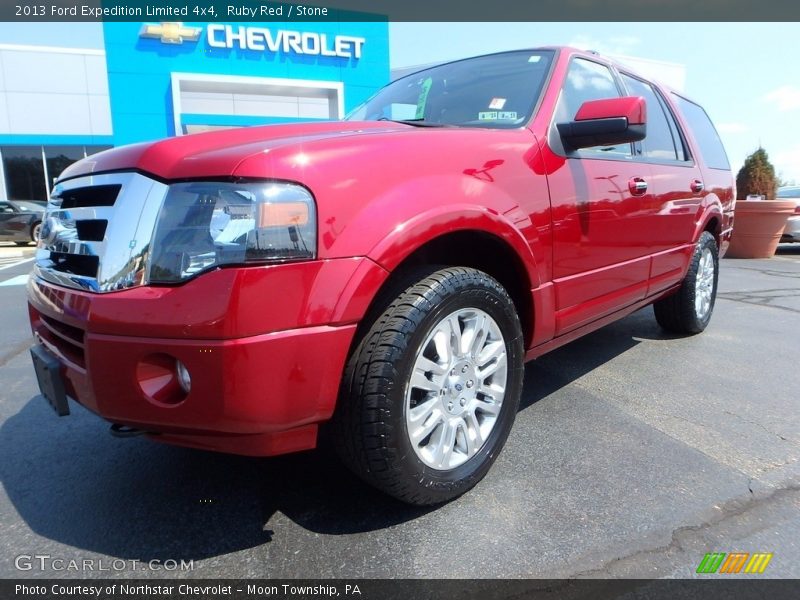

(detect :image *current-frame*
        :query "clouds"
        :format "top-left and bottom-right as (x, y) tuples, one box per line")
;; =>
(716, 122), (749, 134)
(566, 34), (641, 56)
(763, 86), (800, 111)
(772, 145), (800, 183)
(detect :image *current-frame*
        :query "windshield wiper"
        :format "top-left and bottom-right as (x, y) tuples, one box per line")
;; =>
(376, 117), (449, 128)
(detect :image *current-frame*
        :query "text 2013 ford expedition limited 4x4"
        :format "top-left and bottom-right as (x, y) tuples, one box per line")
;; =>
(28, 48), (734, 505)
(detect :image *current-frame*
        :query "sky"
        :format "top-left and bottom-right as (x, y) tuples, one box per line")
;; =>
(0, 21), (797, 182)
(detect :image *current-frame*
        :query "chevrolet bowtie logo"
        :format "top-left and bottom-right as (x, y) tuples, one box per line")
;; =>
(139, 22), (202, 45)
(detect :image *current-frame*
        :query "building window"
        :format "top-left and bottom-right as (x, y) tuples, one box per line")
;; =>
(45, 146), (86, 186)
(84, 145), (112, 157)
(1, 146), (47, 201)
(1, 145), (110, 201)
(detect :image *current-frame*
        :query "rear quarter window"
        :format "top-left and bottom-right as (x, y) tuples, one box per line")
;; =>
(672, 94), (730, 170)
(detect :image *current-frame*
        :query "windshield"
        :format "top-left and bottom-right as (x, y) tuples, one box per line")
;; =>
(347, 50), (555, 129)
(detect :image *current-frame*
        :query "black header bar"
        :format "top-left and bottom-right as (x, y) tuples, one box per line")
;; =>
(1, 0), (799, 22)
(5, 579), (800, 600)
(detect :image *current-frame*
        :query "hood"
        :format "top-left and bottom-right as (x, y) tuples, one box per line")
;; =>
(58, 121), (410, 182)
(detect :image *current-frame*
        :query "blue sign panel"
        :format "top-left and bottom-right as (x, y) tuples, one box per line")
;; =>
(102, 20), (389, 144)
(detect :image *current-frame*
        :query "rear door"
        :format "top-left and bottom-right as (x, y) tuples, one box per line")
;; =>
(546, 57), (656, 335)
(618, 73), (704, 295)
(670, 93), (736, 251)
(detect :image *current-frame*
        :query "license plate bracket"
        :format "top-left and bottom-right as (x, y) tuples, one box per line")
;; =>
(30, 344), (70, 416)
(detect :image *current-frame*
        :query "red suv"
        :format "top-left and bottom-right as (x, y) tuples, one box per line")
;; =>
(28, 48), (734, 505)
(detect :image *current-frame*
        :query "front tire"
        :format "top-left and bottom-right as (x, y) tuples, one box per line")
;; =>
(653, 231), (719, 334)
(333, 266), (524, 505)
(31, 221), (42, 243)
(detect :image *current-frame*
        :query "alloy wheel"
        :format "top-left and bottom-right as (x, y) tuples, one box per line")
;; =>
(695, 247), (715, 319)
(404, 308), (508, 470)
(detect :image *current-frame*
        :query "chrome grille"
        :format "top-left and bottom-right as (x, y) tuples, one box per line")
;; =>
(34, 172), (169, 293)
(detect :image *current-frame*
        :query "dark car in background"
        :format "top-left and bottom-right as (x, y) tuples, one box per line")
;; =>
(0, 200), (44, 245)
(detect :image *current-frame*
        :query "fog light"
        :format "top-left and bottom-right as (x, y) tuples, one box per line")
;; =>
(176, 360), (192, 394)
(136, 353), (187, 406)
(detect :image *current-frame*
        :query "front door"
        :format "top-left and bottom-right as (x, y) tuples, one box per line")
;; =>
(546, 57), (656, 335)
(0, 202), (17, 238)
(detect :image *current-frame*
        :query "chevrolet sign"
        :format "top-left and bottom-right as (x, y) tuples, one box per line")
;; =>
(207, 25), (365, 59)
(139, 22), (202, 44)
(138, 22), (365, 59)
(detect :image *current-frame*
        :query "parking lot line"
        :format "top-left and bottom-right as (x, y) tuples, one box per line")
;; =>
(0, 257), (34, 272)
(0, 274), (29, 287)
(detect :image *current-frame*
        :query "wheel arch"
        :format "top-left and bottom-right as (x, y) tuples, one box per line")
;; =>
(694, 194), (724, 244)
(363, 227), (536, 349)
(703, 214), (721, 242)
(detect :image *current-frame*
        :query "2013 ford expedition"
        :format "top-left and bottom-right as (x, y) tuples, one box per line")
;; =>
(27, 47), (734, 505)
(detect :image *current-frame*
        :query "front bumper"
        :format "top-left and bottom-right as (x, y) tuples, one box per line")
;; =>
(27, 258), (388, 456)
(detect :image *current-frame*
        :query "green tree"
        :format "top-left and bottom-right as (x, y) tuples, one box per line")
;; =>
(736, 147), (778, 200)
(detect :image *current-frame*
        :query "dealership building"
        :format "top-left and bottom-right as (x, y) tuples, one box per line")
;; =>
(0, 20), (389, 201)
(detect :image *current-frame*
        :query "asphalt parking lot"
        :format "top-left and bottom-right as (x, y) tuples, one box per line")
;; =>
(0, 241), (798, 579)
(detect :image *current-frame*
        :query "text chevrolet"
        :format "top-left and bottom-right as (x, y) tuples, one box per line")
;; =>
(28, 48), (734, 505)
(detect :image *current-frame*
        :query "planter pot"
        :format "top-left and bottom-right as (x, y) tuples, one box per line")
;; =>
(726, 200), (796, 259)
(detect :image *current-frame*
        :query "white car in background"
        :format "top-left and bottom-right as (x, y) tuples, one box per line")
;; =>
(778, 186), (800, 243)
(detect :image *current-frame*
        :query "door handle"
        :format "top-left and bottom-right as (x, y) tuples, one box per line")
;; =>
(691, 179), (705, 193)
(628, 177), (648, 196)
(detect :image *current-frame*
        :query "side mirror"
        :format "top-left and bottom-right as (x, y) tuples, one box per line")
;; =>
(557, 96), (647, 151)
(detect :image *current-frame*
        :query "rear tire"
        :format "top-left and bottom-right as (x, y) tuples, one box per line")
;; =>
(653, 231), (718, 334)
(332, 266), (524, 506)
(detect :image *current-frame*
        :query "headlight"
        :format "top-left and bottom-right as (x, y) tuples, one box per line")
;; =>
(147, 181), (316, 283)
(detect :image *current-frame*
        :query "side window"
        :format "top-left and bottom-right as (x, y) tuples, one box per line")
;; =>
(672, 94), (730, 170)
(0, 203), (15, 214)
(1, 145), (47, 201)
(556, 58), (631, 157)
(662, 104), (686, 161)
(621, 74), (684, 162)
